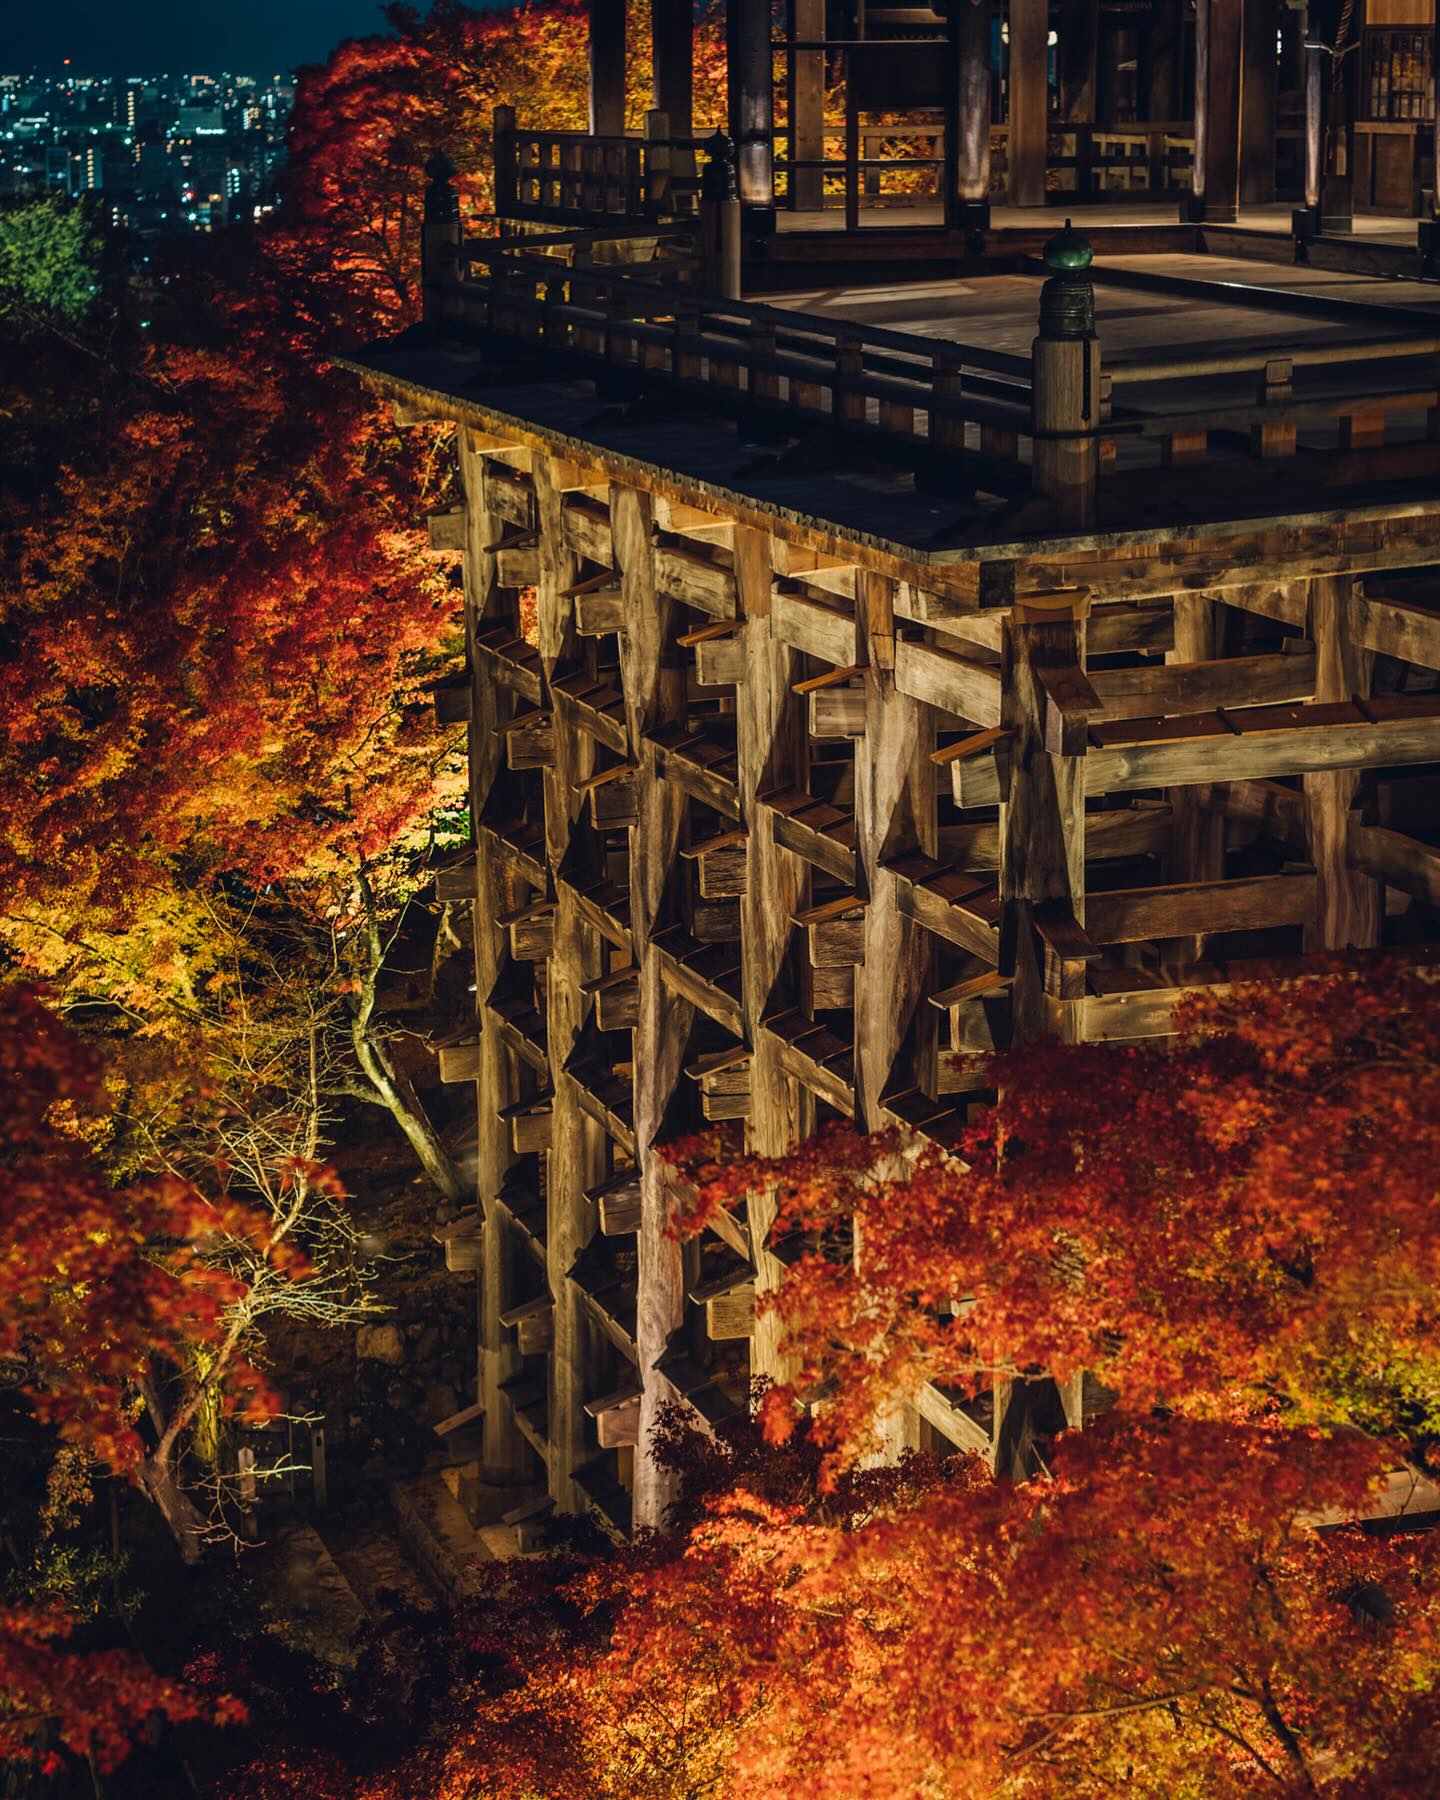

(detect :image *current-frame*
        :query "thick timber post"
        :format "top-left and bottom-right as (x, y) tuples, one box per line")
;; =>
(737, 528), (805, 1385)
(588, 0), (628, 136)
(1007, 0), (1048, 206)
(946, 0), (992, 234)
(536, 455), (603, 1515)
(461, 439), (532, 1487)
(1185, 0), (1243, 223)
(421, 153), (460, 327)
(1031, 223), (1100, 531)
(727, 0), (777, 222)
(1164, 596), (1226, 962)
(651, 0), (694, 139)
(790, 0), (826, 211)
(855, 570), (927, 1463)
(700, 132), (743, 298)
(615, 482), (692, 1528)
(1305, 577), (1380, 949)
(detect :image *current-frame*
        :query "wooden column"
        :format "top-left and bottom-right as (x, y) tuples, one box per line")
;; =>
(856, 573), (928, 1463)
(1187, 0), (1243, 222)
(999, 606), (1088, 1048)
(1304, 577), (1381, 950)
(1145, 0), (1181, 124)
(1240, 0), (1277, 203)
(737, 528), (804, 1384)
(947, 0), (993, 230)
(1007, 0), (1049, 206)
(651, 0), (693, 140)
(614, 482), (691, 1529)
(727, 0), (777, 215)
(1059, 0), (1099, 125)
(589, 0), (628, 137)
(536, 456), (602, 1515)
(1031, 226), (1100, 532)
(1164, 596), (1227, 960)
(790, 0), (826, 212)
(461, 441), (531, 1488)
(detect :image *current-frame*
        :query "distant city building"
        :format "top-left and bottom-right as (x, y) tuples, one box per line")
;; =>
(0, 67), (294, 232)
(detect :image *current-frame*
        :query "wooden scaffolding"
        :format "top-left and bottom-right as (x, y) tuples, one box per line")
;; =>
(349, 168), (1440, 1535)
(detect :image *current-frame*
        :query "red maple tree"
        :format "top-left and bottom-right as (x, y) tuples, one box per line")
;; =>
(0, 987), (258, 1769)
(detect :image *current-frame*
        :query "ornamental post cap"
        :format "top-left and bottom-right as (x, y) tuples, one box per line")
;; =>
(701, 130), (738, 203)
(425, 151), (457, 183)
(1041, 218), (1093, 274)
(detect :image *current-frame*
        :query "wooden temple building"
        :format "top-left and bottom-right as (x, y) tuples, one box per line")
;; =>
(344, 0), (1440, 1540)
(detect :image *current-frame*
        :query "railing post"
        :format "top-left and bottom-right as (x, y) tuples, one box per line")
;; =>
(928, 343), (966, 454)
(1030, 221), (1100, 530)
(700, 131), (742, 299)
(422, 151), (461, 328)
(645, 110), (673, 219)
(492, 105), (518, 220)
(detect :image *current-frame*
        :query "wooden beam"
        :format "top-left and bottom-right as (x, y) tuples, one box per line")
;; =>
(1085, 874), (1317, 944)
(771, 587), (860, 666)
(1082, 700), (1440, 797)
(1304, 578), (1380, 952)
(1354, 588), (1440, 668)
(1089, 649), (1316, 721)
(894, 639), (1003, 727)
(655, 542), (738, 618)
(1347, 822), (1440, 910)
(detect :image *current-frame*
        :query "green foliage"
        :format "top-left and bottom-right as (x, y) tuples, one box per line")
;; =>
(0, 195), (105, 332)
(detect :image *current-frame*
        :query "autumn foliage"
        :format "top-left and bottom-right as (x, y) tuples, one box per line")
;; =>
(0, 989), (261, 1765)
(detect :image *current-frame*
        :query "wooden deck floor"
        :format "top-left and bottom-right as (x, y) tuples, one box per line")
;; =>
(775, 200), (1423, 249)
(776, 253), (1440, 367)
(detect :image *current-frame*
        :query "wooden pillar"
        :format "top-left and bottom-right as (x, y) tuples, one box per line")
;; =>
(790, 0), (826, 212)
(651, 0), (693, 140)
(1164, 596), (1227, 961)
(1240, 0), (1277, 203)
(1031, 225), (1100, 531)
(536, 456), (602, 1516)
(589, 0), (627, 137)
(1145, 0), (1181, 123)
(736, 528), (804, 1384)
(1007, 0), (1049, 206)
(1187, 0), (1243, 223)
(1304, 577), (1381, 950)
(1299, 0), (1358, 237)
(855, 572), (928, 1462)
(999, 606), (1088, 1048)
(727, 0), (777, 217)
(947, 0), (993, 230)
(1425, 0), (1440, 265)
(1060, 0), (1099, 124)
(461, 442), (532, 1489)
(614, 482), (691, 1529)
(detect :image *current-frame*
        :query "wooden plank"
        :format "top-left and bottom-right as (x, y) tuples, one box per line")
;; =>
(1085, 873), (1317, 944)
(1347, 822), (1440, 909)
(1083, 980), (1234, 1041)
(1089, 650), (1316, 721)
(771, 587), (860, 666)
(1354, 588), (1440, 668)
(496, 544), (540, 588)
(426, 507), (467, 552)
(560, 496), (614, 566)
(1083, 702), (1440, 796)
(894, 639), (1003, 728)
(654, 541), (737, 618)
(694, 634), (745, 686)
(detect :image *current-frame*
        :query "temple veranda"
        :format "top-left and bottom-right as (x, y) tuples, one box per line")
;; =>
(343, 126), (1440, 1540)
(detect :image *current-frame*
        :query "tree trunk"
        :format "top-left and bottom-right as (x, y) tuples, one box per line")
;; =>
(350, 1019), (467, 1203)
(140, 1451), (210, 1566)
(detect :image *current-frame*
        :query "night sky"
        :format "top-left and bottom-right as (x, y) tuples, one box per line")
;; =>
(4, 0), (408, 77)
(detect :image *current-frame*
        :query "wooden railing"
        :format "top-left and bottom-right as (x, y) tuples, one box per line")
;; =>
(424, 155), (1440, 521)
(435, 235), (1035, 485)
(494, 106), (701, 227)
